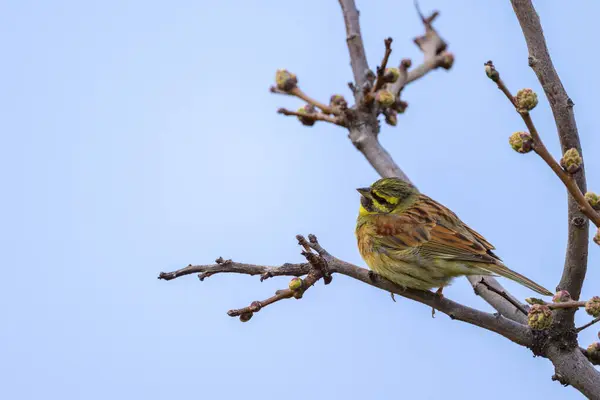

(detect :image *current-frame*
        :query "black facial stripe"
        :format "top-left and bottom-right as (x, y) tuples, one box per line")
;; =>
(370, 191), (390, 205)
(361, 195), (374, 211)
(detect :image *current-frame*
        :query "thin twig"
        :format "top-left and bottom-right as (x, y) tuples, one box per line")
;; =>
(372, 37), (393, 93)
(486, 61), (600, 230)
(277, 108), (346, 127)
(478, 278), (529, 315)
(270, 87), (339, 116)
(575, 316), (600, 333)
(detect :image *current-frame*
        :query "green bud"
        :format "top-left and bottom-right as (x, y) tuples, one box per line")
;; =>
(288, 277), (303, 291)
(375, 90), (395, 107)
(275, 69), (298, 91)
(552, 290), (572, 303)
(594, 228), (600, 246)
(586, 296), (600, 317)
(587, 342), (600, 363)
(585, 192), (600, 211)
(560, 148), (582, 174)
(384, 67), (400, 83)
(527, 304), (553, 330)
(296, 104), (316, 126)
(514, 88), (538, 112)
(509, 131), (533, 154)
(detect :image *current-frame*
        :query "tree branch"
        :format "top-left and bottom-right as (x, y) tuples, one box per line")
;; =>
(159, 235), (533, 347)
(339, 0), (370, 92)
(510, 0), (589, 303)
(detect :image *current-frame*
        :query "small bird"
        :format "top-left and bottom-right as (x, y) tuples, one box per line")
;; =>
(355, 177), (552, 296)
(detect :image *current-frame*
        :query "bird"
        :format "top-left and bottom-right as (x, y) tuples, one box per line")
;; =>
(355, 177), (552, 296)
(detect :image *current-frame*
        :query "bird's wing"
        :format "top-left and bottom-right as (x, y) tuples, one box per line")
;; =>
(370, 195), (500, 265)
(414, 195), (501, 264)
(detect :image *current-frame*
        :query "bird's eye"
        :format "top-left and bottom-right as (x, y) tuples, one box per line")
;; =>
(371, 191), (391, 206)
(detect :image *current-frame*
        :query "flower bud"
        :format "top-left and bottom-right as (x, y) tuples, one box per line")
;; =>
(560, 148), (582, 174)
(375, 90), (395, 107)
(585, 192), (600, 211)
(440, 52), (454, 70)
(288, 277), (303, 291)
(393, 100), (408, 114)
(594, 228), (600, 246)
(384, 109), (398, 126)
(293, 290), (304, 299)
(239, 312), (253, 322)
(509, 131), (533, 154)
(296, 104), (316, 126)
(275, 69), (298, 91)
(484, 61), (499, 82)
(585, 296), (600, 317)
(528, 304), (553, 330)
(329, 94), (348, 110)
(249, 301), (262, 312)
(552, 290), (572, 303)
(525, 297), (546, 305)
(587, 342), (600, 363)
(514, 88), (538, 112)
(384, 67), (400, 83)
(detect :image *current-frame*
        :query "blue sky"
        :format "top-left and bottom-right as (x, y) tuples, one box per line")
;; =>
(1, 1), (599, 399)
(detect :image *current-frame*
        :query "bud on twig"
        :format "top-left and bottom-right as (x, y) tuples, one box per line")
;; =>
(375, 90), (395, 107)
(528, 304), (553, 330)
(509, 131), (534, 154)
(385, 109), (398, 126)
(484, 61), (499, 82)
(514, 88), (538, 112)
(239, 312), (253, 322)
(440, 52), (454, 70)
(329, 94), (348, 110)
(525, 297), (546, 305)
(584, 192), (600, 211)
(585, 296), (600, 317)
(296, 104), (316, 126)
(288, 277), (303, 291)
(594, 228), (600, 246)
(560, 148), (582, 174)
(275, 69), (298, 91)
(587, 342), (600, 363)
(552, 290), (572, 303)
(384, 67), (400, 83)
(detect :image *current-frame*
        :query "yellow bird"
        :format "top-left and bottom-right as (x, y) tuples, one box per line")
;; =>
(355, 177), (552, 296)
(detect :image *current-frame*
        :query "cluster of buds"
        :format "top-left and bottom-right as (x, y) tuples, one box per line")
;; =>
(587, 342), (600, 363)
(560, 148), (582, 174)
(440, 52), (455, 70)
(585, 192), (600, 211)
(329, 94), (348, 110)
(296, 104), (317, 126)
(239, 301), (263, 322)
(514, 88), (538, 112)
(384, 67), (400, 83)
(375, 90), (396, 107)
(528, 304), (553, 330)
(275, 69), (298, 91)
(394, 100), (408, 114)
(552, 290), (572, 303)
(484, 61), (499, 82)
(586, 296), (600, 317)
(509, 131), (534, 154)
(289, 277), (304, 299)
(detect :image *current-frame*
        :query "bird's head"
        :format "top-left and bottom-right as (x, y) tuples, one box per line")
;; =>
(357, 177), (419, 215)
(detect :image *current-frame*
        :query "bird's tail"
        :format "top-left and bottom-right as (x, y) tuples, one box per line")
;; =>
(480, 263), (553, 296)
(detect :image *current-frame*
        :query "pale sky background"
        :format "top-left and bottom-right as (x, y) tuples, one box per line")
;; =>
(1, 1), (599, 399)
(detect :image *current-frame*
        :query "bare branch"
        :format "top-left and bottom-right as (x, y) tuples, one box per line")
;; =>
(485, 61), (600, 230)
(270, 86), (339, 116)
(477, 278), (528, 315)
(576, 316), (600, 333)
(160, 235), (533, 347)
(510, 0), (589, 302)
(339, 0), (370, 91)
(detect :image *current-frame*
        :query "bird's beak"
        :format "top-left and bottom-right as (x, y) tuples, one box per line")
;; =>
(356, 187), (371, 197)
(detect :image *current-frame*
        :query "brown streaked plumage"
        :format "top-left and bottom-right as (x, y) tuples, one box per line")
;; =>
(355, 177), (552, 295)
